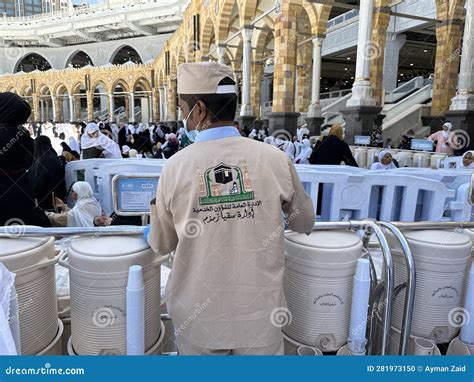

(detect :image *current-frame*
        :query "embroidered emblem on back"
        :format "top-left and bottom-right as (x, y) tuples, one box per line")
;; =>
(199, 162), (254, 205)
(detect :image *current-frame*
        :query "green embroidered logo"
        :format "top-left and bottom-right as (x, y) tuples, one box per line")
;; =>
(199, 162), (254, 206)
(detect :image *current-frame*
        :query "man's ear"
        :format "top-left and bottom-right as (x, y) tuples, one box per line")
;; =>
(196, 100), (208, 123)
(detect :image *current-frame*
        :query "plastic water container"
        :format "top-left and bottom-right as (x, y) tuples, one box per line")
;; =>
(0, 236), (59, 355)
(413, 153), (431, 168)
(353, 147), (368, 168)
(462, 229), (474, 257)
(388, 230), (471, 343)
(64, 235), (162, 355)
(430, 154), (447, 169)
(394, 151), (413, 168)
(283, 231), (363, 352)
(367, 148), (379, 169)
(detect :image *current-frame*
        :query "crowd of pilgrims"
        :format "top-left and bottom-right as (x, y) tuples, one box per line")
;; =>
(8, 91), (469, 230)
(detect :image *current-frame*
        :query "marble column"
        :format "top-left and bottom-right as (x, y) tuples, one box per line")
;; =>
(129, 92), (135, 123)
(306, 36), (325, 135)
(108, 93), (114, 122)
(240, 26), (255, 123)
(347, 0), (376, 107)
(383, 33), (406, 92)
(68, 95), (74, 121)
(445, 1), (474, 150)
(51, 95), (57, 122)
(341, 0), (384, 144)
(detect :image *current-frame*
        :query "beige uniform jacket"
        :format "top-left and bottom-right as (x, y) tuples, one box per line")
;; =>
(149, 135), (314, 349)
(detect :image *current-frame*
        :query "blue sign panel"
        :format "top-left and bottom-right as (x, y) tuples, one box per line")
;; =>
(354, 135), (371, 145)
(114, 176), (159, 214)
(411, 139), (434, 151)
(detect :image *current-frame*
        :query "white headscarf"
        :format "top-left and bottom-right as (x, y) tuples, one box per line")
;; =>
(442, 122), (453, 140)
(263, 136), (275, 146)
(67, 182), (102, 227)
(294, 139), (312, 164)
(371, 149), (396, 170)
(81, 123), (122, 159)
(462, 150), (474, 169)
(68, 136), (80, 153)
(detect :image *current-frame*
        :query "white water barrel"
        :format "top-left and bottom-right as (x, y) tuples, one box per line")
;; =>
(353, 147), (368, 168)
(413, 153), (431, 168)
(394, 151), (413, 168)
(462, 229), (474, 257)
(366, 148), (379, 169)
(283, 231), (362, 352)
(0, 236), (58, 355)
(67, 235), (161, 355)
(430, 154), (447, 169)
(389, 230), (471, 343)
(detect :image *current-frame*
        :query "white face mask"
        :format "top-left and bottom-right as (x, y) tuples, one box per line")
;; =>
(182, 103), (201, 143)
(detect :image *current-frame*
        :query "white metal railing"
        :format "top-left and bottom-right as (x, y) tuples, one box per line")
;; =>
(327, 9), (359, 30)
(384, 76), (425, 104)
(64, 160), (473, 222)
(1, 0), (165, 22)
(320, 89), (352, 100)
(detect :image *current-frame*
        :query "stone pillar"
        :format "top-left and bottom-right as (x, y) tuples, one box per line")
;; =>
(68, 95), (74, 121)
(152, 88), (160, 122)
(51, 95), (57, 122)
(306, 36), (325, 136)
(162, 85), (168, 122)
(347, 0), (376, 107)
(445, 1), (474, 150)
(269, 0), (300, 135)
(432, 22), (464, 116)
(108, 93), (114, 122)
(369, 6), (391, 104)
(295, 41), (311, 113)
(250, 62), (263, 120)
(341, 0), (383, 144)
(32, 94), (40, 122)
(382, 33), (406, 92)
(124, 96), (130, 120)
(217, 44), (226, 65)
(86, 91), (94, 121)
(167, 79), (177, 122)
(240, 26), (255, 125)
(129, 92), (135, 123)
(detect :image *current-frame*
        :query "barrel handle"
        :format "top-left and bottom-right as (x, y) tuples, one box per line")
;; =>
(15, 250), (61, 276)
(57, 250), (70, 270)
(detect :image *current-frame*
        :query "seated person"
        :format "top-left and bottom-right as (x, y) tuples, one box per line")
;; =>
(47, 182), (102, 227)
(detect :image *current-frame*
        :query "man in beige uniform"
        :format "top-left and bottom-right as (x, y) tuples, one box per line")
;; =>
(148, 62), (314, 355)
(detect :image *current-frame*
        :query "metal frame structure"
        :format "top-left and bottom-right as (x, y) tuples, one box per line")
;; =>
(1, 220), (474, 356)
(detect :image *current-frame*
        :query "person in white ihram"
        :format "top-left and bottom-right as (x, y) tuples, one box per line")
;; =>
(147, 62), (314, 355)
(370, 150), (397, 170)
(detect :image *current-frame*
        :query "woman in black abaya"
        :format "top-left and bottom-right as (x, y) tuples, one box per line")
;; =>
(0, 92), (50, 226)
